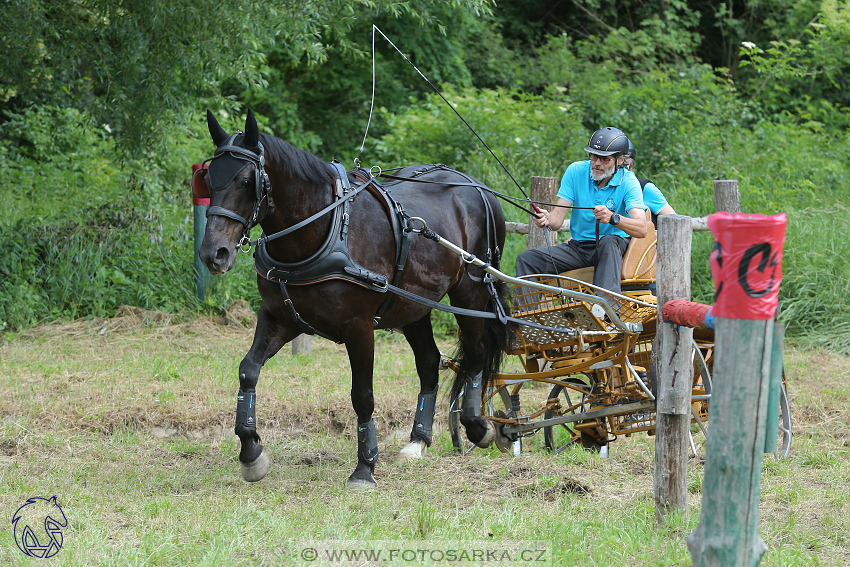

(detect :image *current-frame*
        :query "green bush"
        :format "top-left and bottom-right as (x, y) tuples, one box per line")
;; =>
(0, 106), (264, 331)
(0, 106), (124, 224)
(372, 78), (850, 349)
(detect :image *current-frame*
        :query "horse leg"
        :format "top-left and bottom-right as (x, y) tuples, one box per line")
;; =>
(345, 324), (379, 489)
(397, 314), (440, 462)
(235, 304), (298, 482)
(454, 314), (497, 448)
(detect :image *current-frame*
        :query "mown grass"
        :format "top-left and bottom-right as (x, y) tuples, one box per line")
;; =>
(0, 313), (848, 566)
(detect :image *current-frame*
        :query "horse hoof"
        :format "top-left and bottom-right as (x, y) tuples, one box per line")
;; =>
(345, 477), (377, 490)
(492, 412), (513, 453)
(397, 441), (427, 462)
(469, 419), (496, 448)
(475, 425), (496, 448)
(240, 450), (270, 482)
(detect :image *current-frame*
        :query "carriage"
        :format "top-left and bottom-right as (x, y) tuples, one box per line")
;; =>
(196, 109), (791, 488)
(446, 225), (793, 460)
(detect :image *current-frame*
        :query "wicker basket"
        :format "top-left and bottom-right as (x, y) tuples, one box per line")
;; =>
(507, 275), (655, 354)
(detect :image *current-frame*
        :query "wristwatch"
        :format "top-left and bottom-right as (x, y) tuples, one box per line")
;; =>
(610, 213), (621, 226)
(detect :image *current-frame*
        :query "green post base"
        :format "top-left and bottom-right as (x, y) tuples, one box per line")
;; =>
(687, 317), (773, 567)
(193, 204), (212, 302)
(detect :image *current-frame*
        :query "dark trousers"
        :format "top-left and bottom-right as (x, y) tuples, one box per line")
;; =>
(514, 235), (629, 294)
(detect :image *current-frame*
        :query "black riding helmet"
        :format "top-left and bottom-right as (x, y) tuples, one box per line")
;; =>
(584, 126), (630, 157)
(627, 138), (636, 160)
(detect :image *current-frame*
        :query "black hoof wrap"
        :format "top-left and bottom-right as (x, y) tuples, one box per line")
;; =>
(357, 419), (379, 465)
(235, 389), (257, 436)
(412, 389), (438, 446)
(461, 371), (484, 419)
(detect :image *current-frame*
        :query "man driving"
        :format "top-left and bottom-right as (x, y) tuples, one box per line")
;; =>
(514, 126), (648, 295)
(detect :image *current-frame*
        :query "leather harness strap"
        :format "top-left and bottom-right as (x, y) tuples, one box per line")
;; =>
(256, 163), (512, 340)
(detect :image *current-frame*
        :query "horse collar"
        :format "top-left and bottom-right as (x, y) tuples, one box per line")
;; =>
(254, 163), (398, 293)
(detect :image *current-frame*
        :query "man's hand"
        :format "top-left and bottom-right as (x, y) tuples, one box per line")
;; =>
(532, 203), (550, 228)
(594, 205), (614, 224)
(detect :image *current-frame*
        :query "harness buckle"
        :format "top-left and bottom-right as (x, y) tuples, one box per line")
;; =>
(239, 236), (252, 253)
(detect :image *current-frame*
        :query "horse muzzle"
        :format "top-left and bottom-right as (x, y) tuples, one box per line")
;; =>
(199, 235), (238, 275)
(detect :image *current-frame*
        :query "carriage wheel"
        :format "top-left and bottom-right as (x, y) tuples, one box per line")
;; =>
(647, 338), (712, 455)
(450, 383), (520, 455)
(652, 338), (793, 459)
(543, 378), (601, 453)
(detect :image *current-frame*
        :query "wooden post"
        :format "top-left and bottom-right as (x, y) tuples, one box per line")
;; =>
(713, 180), (741, 213)
(654, 215), (694, 521)
(686, 318), (773, 566)
(687, 211), (787, 567)
(526, 176), (559, 250)
(292, 334), (312, 355)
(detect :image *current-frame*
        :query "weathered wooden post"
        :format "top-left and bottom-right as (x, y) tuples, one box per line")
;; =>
(653, 214), (694, 521)
(713, 180), (741, 213)
(291, 334), (312, 355)
(686, 212), (787, 567)
(527, 176), (559, 250)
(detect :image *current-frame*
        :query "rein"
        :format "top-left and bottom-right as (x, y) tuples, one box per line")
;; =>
(248, 177), (371, 249)
(378, 170), (595, 216)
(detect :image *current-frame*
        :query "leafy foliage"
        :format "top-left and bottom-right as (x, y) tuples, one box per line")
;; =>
(0, 0), (492, 157)
(1, 0), (848, 354)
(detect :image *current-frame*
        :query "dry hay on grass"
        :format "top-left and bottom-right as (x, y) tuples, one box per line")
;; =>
(785, 348), (850, 437)
(18, 300), (258, 341)
(6, 311), (850, 523)
(3, 301), (260, 445)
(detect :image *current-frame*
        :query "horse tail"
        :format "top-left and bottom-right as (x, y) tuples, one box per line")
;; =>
(449, 279), (511, 403)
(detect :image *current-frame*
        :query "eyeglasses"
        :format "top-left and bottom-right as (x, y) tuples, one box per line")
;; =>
(588, 154), (615, 164)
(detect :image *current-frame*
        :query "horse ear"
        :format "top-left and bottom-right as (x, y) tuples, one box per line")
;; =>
(244, 108), (260, 151)
(207, 109), (229, 147)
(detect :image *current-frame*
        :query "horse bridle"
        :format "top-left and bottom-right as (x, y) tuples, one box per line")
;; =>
(202, 132), (270, 250)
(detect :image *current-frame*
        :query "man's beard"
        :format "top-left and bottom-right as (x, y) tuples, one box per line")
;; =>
(590, 161), (616, 182)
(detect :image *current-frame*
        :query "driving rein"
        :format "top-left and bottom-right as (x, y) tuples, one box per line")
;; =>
(202, 142), (574, 340)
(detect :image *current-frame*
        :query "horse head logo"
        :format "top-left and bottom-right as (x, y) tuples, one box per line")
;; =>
(11, 496), (67, 558)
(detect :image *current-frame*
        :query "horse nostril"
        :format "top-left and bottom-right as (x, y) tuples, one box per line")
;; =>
(215, 247), (230, 264)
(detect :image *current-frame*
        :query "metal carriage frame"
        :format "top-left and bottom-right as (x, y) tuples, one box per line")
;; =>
(445, 250), (792, 460)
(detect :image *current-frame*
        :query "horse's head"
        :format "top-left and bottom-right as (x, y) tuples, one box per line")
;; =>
(198, 109), (269, 274)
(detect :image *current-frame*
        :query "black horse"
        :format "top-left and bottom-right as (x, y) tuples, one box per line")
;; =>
(197, 109), (509, 488)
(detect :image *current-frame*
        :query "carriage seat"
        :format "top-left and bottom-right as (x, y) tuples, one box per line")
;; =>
(559, 221), (657, 291)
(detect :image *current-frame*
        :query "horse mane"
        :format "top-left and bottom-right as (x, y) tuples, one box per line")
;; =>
(259, 133), (333, 185)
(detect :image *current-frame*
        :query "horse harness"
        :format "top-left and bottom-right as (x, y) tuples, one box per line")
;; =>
(252, 163), (503, 343)
(201, 137), (577, 341)
(202, 132), (271, 250)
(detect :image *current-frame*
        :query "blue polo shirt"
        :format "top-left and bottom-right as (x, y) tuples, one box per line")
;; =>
(557, 161), (646, 242)
(642, 181), (669, 215)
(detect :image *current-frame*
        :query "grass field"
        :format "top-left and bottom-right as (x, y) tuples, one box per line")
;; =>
(1, 306), (848, 566)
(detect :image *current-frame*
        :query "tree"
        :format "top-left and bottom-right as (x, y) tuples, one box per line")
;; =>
(0, 0), (492, 155)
